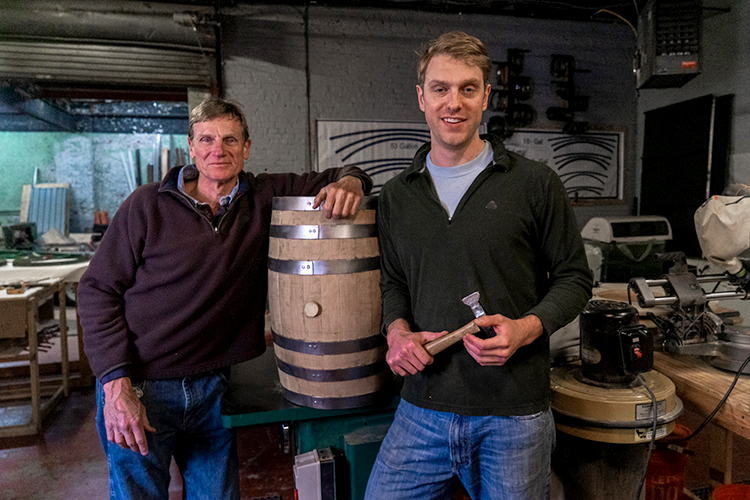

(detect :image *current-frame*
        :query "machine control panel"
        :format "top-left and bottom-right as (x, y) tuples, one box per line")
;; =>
(619, 325), (653, 374)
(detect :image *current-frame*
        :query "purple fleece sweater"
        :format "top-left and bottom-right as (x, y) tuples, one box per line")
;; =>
(78, 164), (372, 381)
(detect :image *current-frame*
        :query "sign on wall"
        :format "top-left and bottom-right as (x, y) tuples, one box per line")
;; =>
(316, 120), (430, 194)
(503, 129), (624, 200)
(316, 120), (623, 199)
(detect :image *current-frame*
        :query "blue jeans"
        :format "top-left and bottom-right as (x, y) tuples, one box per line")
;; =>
(365, 400), (555, 500)
(96, 370), (239, 500)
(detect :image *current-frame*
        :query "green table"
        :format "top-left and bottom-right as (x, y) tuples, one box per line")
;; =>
(221, 347), (399, 430)
(221, 347), (399, 500)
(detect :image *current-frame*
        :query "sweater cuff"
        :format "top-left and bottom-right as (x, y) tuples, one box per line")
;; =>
(99, 367), (131, 386)
(339, 166), (373, 195)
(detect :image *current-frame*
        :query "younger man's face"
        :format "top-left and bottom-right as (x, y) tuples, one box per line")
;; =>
(416, 54), (490, 156)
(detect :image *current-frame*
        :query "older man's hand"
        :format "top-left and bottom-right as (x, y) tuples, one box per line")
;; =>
(313, 176), (364, 219)
(103, 377), (156, 456)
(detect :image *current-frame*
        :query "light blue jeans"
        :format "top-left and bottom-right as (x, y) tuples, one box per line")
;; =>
(95, 370), (239, 500)
(365, 400), (555, 500)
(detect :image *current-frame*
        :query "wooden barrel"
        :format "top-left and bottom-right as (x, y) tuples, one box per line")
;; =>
(268, 196), (389, 409)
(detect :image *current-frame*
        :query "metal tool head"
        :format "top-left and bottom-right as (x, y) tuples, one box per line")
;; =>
(462, 291), (479, 307)
(462, 291), (486, 318)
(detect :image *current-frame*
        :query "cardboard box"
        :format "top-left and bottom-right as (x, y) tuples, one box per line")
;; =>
(0, 299), (28, 338)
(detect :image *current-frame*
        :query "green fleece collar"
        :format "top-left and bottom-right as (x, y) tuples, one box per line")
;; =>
(405, 133), (511, 180)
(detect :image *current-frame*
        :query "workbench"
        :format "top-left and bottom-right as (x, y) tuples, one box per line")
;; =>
(0, 259), (92, 388)
(0, 279), (69, 437)
(589, 281), (750, 487)
(653, 351), (750, 486)
(222, 347), (399, 500)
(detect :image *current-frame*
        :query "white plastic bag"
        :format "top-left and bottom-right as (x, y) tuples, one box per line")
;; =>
(694, 195), (750, 274)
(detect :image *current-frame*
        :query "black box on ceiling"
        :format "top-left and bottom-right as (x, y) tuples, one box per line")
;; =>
(636, 0), (702, 89)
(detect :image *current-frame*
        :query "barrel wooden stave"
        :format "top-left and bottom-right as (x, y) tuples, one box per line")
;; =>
(268, 237), (379, 263)
(273, 344), (387, 370)
(268, 196), (387, 409)
(268, 271), (381, 342)
(277, 370), (392, 399)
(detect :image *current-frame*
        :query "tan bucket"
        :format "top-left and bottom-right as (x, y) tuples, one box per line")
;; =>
(268, 196), (390, 409)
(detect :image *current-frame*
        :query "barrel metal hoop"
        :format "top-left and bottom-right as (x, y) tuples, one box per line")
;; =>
(280, 387), (383, 410)
(272, 195), (378, 211)
(272, 330), (386, 355)
(268, 256), (379, 275)
(275, 358), (388, 382)
(270, 224), (377, 239)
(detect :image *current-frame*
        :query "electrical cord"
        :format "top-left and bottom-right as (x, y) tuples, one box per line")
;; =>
(635, 373), (659, 500)
(631, 349), (750, 500)
(683, 351), (750, 442)
(627, 277), (750, 443)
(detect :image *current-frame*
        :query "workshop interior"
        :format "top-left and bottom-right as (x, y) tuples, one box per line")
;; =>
(1, 0), (750, 499)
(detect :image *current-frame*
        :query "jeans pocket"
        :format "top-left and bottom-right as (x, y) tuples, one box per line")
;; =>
(215, 367), (230, 384)
(509, 410), (544, 421)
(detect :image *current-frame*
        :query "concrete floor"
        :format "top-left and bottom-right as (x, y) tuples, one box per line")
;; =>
(1, 306), (749, 499)
(0, 306), (296, 499)
(2, 384), (750, 500)
(0, 387), (295, 500)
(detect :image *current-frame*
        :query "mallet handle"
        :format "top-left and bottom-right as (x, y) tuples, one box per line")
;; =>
(424, 321), (480, 356)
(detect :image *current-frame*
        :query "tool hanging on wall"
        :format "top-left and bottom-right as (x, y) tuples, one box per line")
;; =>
(546, 54), (590, 134)
(488, 49), (535, 140)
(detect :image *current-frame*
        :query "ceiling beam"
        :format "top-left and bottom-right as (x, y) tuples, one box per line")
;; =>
(0, 84), (77, 131)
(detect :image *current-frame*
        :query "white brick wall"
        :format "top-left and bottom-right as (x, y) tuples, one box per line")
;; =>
(221, 4), (637, 222)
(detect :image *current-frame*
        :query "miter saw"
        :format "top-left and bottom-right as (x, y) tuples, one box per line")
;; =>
(628, 186), (750, 374)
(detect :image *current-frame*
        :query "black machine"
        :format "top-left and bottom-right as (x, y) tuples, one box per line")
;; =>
(579, 300), (654, 388)
(629, 252), (750, 374)
(635, 0), (702, 89)
(3, 223), (37, 250)
(550, 298), (681, 444)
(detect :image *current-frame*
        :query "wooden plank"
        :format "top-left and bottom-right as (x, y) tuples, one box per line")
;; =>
(160, 147), (170, 180)
(19, 184), (31, 222)
(709, 425), (733, 486)
(653, 352), (750, 440)
(32, 183), (70, 189)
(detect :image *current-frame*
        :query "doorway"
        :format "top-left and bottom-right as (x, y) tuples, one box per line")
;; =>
(640, 94), (733, 258)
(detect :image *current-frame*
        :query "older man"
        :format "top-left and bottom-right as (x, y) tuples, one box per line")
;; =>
(78, 97), (371, 500)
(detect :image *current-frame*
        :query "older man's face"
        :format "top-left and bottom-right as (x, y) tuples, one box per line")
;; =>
(188, 117), (251, 184)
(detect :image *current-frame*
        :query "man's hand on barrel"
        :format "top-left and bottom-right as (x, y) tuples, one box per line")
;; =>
(313, 175), (364, 219)
(385, 319), (448, 376)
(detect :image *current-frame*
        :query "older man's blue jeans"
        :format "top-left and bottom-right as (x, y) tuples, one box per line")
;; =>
(365, 400), (555, 500)
(95, 370), (239, 500)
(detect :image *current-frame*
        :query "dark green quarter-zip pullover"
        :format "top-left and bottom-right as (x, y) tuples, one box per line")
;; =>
(378, 134), (592, 416)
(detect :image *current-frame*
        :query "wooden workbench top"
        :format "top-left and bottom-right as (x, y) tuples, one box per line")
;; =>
(654, 351), (750, 440)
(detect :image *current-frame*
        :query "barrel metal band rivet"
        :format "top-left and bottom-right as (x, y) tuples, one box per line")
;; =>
(272, 330), (386, 355)
(280, 387), (383, 410)
(268, 256), (380, 275)
(273, 196), (378, 211)
(270, 224), (377, 240)
(276, 358), (389, 381)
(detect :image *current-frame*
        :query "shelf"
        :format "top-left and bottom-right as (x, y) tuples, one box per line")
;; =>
(0, 339), (31, 361)
(0, 280), (69, 437)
